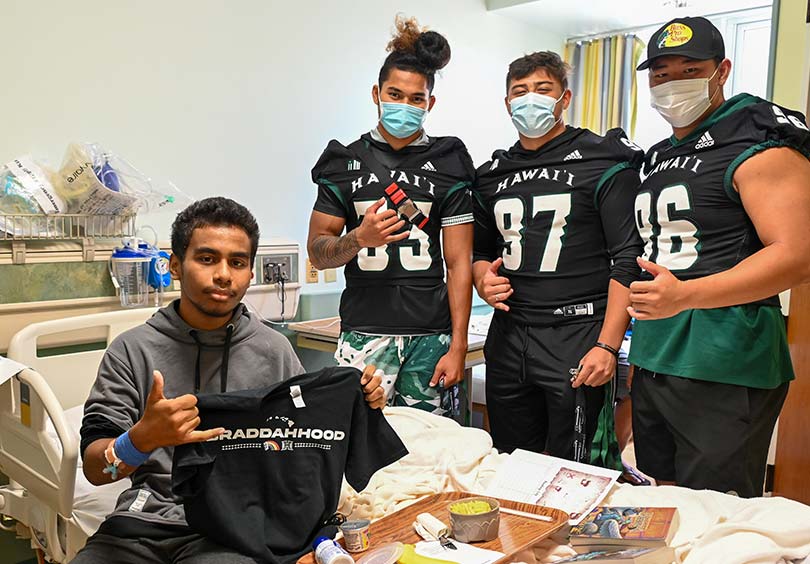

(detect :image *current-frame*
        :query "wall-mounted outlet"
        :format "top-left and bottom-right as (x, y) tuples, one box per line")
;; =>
(305, 258), (319, 283)
(257, 253), (298, 285)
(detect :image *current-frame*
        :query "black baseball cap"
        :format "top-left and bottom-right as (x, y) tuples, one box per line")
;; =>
(637, 16), (725, 70)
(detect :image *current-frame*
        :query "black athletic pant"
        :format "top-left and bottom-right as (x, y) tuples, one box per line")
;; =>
(632, 368), (789, 497)
(484, 314), (605, 459)
(71, 517), (257, 564)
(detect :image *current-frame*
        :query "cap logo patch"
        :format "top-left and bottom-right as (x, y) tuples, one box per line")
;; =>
(657, 23), (693, 48)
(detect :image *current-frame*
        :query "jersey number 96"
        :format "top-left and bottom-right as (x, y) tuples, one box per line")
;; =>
(634, 184), (700, 271)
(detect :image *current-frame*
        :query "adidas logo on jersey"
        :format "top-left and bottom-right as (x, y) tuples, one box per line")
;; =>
(421, 161), (437, 172)
(563, 150), (583, 161)
(695, 132), (715, 149)
(347, 159), (361, 171)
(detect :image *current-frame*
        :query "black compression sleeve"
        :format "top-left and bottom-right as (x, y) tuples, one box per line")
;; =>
(597, 167), (643, 287)
(472, 190), (499, 263)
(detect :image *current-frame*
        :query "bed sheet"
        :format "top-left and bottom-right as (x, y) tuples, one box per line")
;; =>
(44, 405), (128, 537)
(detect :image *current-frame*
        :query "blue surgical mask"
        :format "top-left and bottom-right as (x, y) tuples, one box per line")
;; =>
(379, 102), (428, 139)
(509, 91), (564, 138)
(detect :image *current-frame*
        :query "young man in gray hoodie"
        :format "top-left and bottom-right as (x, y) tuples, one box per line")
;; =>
(73, 197), (385, 563)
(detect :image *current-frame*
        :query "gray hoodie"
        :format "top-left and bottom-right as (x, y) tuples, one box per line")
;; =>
(81, 300), (304, 526)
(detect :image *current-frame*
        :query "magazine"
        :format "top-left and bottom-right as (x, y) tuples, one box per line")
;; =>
(484, 449), (620, 524)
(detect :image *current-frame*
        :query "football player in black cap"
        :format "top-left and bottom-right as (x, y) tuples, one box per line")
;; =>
(628, 16), (810, 497)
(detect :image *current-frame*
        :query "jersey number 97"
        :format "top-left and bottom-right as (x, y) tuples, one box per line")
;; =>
(493, 194), (572, 272)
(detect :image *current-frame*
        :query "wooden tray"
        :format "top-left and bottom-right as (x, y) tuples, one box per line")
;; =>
(298, 492), (569, 564)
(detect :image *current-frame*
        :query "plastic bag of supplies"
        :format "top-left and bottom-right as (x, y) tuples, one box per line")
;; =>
(52, 142), (191, 215)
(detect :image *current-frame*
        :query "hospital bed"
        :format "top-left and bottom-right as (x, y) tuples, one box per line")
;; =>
(2, 308), (809, 564)
(0, 308), (156, 562)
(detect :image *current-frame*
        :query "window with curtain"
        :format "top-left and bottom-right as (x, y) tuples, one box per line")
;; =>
(563, 34), (645, 137)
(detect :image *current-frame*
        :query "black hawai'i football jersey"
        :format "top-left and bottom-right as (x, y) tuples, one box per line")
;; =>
(312, 132), (475, 335)
(474, 127), (643, 326)
(635, 93), (810, 307)
(173, 367), (407, 564)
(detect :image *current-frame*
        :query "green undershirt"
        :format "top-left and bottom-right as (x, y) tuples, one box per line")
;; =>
(629, 305), (794, 389)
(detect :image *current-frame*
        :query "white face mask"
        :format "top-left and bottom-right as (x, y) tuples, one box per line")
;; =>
(510, 91), (564, 138)
(649, 67), (720, 128)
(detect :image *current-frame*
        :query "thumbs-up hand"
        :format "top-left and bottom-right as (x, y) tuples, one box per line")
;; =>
(627, 257), (689, 320)
(477, 257), (513, 312)
(129, 370), (224, 453)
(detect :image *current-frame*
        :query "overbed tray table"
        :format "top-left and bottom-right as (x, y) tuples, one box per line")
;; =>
(297, 492), (569, 564)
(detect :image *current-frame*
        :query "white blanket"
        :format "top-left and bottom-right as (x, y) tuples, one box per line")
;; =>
(346, 407), (810, 564)
(338, 406), (506, 519)
(605, 484), (810, 564)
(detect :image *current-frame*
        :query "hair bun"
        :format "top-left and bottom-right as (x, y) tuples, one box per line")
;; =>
(387, 15), (451, 72)
(414, 30), (451, 72)
(387, 15), (422, 54)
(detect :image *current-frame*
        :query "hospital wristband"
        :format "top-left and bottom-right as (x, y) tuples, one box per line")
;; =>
(593, 341), (620, 358)
(114, 431), (152, 467)
(103, 440), (122, 481)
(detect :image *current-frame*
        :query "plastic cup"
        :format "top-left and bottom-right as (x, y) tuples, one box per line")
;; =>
(110, 254), (151, 307)
(340, 519), (371, 552)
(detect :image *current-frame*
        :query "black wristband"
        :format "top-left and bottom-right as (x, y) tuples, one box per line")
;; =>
(594, 341), (620, 357)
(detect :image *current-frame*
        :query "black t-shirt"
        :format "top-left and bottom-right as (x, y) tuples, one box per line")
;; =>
(311, 133), (475, 334)
(172, 367), (408, 564)
(637, 93), (810, 307)
(473, 126), (643, 327)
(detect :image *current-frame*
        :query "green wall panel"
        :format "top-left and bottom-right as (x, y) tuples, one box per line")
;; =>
(0, 262), (115, 304)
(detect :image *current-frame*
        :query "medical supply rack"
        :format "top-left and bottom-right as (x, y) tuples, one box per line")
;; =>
(0, 213), (136, 264)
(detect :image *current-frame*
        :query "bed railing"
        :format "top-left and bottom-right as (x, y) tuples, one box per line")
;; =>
(0, 368), (78, 518)
(0, 308), (158, 561)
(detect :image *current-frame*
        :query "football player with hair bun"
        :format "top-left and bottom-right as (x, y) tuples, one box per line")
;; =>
(473, 51), (643, 465)
(628, 17), (810, 497)
(307, 15), (475, 419)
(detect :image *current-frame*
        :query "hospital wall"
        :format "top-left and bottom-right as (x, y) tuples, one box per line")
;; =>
(771, 0), (810, 110)
(0, 0), (565, 299)
(771, 0), (810, 506)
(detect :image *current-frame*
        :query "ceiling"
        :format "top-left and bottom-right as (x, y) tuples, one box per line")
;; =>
(489, 0), (774, 39)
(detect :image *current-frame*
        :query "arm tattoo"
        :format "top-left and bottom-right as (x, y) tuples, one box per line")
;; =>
(310, 230), (362, 269)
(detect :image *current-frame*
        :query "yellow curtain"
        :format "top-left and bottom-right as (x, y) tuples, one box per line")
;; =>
(581, 41), (593, 130)
(564, 33), (645, 137)
(563, 42), (576, 72)
(563, 42), (576, 124)
(629, 36), (645, 138)
(608, 35), (624, 129)
(585, 39), (604, 132)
